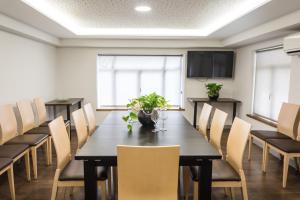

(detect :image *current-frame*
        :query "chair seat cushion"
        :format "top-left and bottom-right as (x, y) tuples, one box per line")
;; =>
(190, 160), (240, 182)
(40, 120), (70, 127)
(0, 144), (29, 159)
(5, 134), (48, 146)
(251, 130), (290, 141)
(25, 127), (50, 135)
(267, 139), (300, 153)
(0, 158), (12, 171)
(59, 160), (107, 181)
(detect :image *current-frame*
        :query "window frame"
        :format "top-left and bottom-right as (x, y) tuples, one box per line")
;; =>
(96, 54), (184, 109)
(251, 45), (290, 121)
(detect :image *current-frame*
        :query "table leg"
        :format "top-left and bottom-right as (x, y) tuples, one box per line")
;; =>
(193, 102), (198, 128)
(198, 159), (212, 200)
(66, 105), (71, 121)
(67, 105), (71, 139)
(84, 160), (98, 200)
(53, 106), (57, 119)
(233, 102), (237, 122)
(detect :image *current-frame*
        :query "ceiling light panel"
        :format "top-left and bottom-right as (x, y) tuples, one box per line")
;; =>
(135, 6), (152, 12)
(21, 0), (271, 37)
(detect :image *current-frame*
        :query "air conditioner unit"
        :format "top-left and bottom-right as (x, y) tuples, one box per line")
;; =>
(284, 32), (300, 56)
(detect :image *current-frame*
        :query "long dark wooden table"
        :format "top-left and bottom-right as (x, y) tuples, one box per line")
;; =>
(187, 98), (241, 128)
(75, 111), (221, 200)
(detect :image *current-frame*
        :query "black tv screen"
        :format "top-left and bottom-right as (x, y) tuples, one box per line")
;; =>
(187, 51), (234, 78)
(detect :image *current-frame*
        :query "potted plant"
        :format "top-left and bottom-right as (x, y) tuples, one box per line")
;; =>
(122, 92), (169, 132)
(205, 83), (222, 100)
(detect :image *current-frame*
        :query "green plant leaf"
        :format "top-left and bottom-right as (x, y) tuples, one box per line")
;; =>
(127, 124), (133, 132)
(122, 115), (129, 122)
(129, 112), (137, 120)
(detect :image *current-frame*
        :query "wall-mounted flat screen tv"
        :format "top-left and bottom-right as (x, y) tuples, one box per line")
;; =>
(187, 51), (234, 78)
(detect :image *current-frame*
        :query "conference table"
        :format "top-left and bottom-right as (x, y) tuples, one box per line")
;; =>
(75, 111), (221, 200)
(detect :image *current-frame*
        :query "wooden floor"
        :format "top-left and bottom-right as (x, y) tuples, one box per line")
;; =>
(1, 130), (300, 200)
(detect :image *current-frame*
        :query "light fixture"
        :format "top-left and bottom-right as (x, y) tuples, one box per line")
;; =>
(21, 0), (271, 37)
(135, 6), (152, 12)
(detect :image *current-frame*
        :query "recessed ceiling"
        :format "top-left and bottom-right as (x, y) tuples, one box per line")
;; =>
(20, 0), (270, 37)
(1, 0), (300, 40)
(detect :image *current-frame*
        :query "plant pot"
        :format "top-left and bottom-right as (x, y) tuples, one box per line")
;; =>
(208, 93), (219, 101)
(138, 110), (158, 126)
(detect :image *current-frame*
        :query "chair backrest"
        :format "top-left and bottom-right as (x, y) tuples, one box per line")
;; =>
(33, 97), (48, 125)
(117, 145), (180, 200)
(198, 103), (212, 138)
(16, 100), (35, 134)
(226, 118), (251, 172)
(297, 121), (300, 141)
(209, 109), (228, 155)
(48, 116), (71, 170)
(277, 102), (300, 139)
(83, 103), (96, 135)
(72, 109), (89, 150)
(0, 105), (18, 145)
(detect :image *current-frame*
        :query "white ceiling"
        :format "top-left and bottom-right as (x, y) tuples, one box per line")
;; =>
(0, 0), (300, 39)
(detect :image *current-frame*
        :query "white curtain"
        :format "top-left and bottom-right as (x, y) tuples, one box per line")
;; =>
(253, 47), (291, 120)
(97, 55), (183, 108)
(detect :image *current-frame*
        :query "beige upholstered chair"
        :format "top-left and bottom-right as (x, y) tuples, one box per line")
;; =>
(188, 118), (250, 200)
(248, 103), (300, 170)
(0, 158), (15, 200)
(198, 103), (212, 140)
(72, 109), (89, 151)
(209, 109), (228, 156)
(183, 108), (228, 199)
(117, 145), (180, 200)
(73, 108), (112, 197)
(0, 126), (31, 182)
(263, 119), (300, 188)
(83, 103), (98, 135)
(49, 116), (107, 200)
(0, 104), (48, 179)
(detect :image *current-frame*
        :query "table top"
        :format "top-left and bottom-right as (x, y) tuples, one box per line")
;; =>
(45, 98), (84, 106)
(75, 111), (221, 162)
(187, 97), (241, 103)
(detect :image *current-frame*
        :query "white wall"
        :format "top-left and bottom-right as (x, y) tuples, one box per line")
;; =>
(56, 47), (236, 124)
(0, 30), (57, 104)
(289, 55), (300, 104)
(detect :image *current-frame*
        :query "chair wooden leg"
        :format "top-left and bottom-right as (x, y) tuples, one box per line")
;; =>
(100, 181), (107, 200)
(25, 151), (31, 181)
(45, 139), (50, 166)
(7, 165), (16, 200)
(48, 137), (53, 165)
(31, 147), (38, 179)
(240, 170), (248, 200)
(113, 167), (118, 196)
(283, 155), (289, 188)
(51, 170), (59, 200)
(193, 181), (198, 200)
(262, 144), (269, 173)
(183, 166), (190, 200)
(225, 188), (230, 197)
(248, 135), (252, 161)
(107, 167), (112, 199)
(230, 188), (236, 200)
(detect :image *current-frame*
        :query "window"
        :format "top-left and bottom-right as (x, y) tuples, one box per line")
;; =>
(97, 55), (183, 108)
(253, 47), (291, 121)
